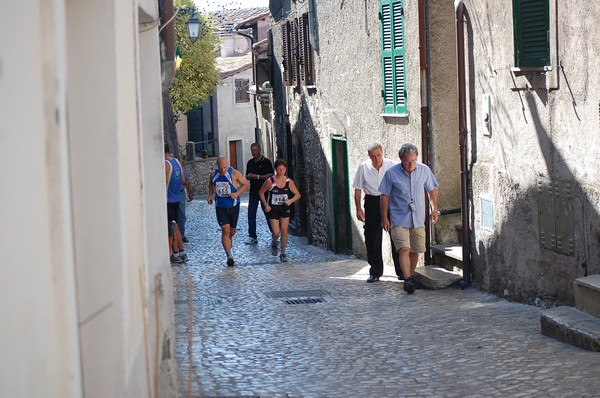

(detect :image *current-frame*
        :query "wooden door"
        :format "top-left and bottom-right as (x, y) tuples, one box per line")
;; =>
(229, 141), (238, 170)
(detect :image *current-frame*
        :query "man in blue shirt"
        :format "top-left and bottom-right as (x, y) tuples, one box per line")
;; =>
(379, 143), (439, 294)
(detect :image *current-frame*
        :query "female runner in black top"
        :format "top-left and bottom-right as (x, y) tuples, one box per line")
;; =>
(258, 159), (301, 262)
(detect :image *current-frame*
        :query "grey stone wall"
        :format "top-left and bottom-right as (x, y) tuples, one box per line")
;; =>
(184, 157), (217, 196)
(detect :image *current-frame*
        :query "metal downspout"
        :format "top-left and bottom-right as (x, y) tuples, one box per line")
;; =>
(455, 0), (472, 287)
(418, 0), (432, 265)
(236, 30), (260, 143)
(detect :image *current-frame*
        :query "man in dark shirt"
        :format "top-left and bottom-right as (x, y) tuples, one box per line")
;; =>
(245, 143), (274, 244)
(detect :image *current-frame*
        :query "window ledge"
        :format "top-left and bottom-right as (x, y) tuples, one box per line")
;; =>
(511, 66), (552, 72)
(380, 112), (409, 119)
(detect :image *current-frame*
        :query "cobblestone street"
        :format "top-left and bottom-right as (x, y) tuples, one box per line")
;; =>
(172, 195), (600, 397)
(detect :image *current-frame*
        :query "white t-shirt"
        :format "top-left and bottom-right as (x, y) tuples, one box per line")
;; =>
(352, 158), (397, 196)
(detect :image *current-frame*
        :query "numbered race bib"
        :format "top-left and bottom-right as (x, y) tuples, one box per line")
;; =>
(271, 193), (288, 205)
(215, 181), (231, 197)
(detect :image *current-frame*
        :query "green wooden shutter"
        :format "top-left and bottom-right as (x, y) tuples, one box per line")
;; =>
(380, 0), (406, 114)
(513, 0), (550, 67)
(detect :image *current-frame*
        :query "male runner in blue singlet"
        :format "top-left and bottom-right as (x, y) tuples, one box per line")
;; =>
(208, 156), (249, 266)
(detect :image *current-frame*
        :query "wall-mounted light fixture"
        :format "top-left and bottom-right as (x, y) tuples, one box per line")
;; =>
(159, 7), (203, 44)
(186, 12), (201, 43)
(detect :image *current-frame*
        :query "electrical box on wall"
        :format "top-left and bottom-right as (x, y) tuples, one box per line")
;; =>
(481, 197), (494, 231)
(537, 178), (574, 256)
(481, 94), (491, 136)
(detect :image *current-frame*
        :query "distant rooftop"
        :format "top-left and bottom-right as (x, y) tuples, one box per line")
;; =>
(216, 53), (252, 78)
(208, 7), (269, 35)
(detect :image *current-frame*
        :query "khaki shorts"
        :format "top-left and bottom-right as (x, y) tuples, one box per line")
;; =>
(390, 226), (426, 253)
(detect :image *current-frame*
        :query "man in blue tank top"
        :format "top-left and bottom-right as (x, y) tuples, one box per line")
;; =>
(165, 144), (189, 264)
(208, 156), (249, 266)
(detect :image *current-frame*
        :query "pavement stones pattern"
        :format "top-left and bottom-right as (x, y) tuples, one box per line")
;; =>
(173, 196), (600, 397)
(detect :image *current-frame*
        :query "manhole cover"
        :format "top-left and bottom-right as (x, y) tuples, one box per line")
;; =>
(264, 289), (330, 298)
(284, 298), (325, 304)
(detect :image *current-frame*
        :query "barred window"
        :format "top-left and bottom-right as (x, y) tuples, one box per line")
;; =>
(235, 78), (250, 103)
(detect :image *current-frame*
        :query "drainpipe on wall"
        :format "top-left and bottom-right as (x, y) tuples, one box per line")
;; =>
(418, 0), (432, 265)
(455, 0), (472, 287)
(236, 29), (260, 143)
(159, 0), (176, 92)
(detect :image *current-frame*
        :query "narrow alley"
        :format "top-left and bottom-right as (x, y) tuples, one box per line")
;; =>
(173, 195), (600, 397)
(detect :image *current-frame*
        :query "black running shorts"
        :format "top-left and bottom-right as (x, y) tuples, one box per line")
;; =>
(216, 204), (240, 228)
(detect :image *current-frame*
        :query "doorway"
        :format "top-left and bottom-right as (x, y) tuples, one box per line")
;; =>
(228, 140), (242, 171)
(331, 137), (352, 253)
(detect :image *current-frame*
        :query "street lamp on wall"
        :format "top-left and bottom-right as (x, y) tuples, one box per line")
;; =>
(186, 12), (201, 43)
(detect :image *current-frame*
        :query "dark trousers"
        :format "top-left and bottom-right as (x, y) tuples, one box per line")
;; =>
(248, 194), (272, 239)
(364, 195), (403, 278)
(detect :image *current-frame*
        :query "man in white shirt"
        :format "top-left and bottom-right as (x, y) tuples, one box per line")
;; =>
(353, 143), (404, 283)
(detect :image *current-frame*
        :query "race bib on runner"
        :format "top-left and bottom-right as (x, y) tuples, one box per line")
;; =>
(271, 193), (288, 205)
(215, 181), (231, 197)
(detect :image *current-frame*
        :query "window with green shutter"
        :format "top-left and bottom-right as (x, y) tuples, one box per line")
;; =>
(380, 0), (407, 115)
(513, 0), (550, 67)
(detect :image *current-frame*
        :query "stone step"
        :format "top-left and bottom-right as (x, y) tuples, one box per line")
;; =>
(414, 265), (462, 290)
(540, 306), (600, 352)
(574, 275), (600, 319)
(431, 244), (463, 272)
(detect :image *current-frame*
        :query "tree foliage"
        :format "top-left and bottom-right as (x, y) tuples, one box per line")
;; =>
(170, 0), (220, 117)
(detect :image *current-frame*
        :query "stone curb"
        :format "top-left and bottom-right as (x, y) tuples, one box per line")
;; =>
(540, 306), (600, 352)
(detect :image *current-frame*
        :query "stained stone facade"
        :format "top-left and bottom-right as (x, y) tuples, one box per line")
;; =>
(268, 0), (460, 259)
(460, 0), (600, 304)
(266, 0), (600, 306)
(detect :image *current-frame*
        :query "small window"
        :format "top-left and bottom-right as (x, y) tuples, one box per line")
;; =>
(380, 0), (407, 115)
(235, 78), (250, 103)
(513, 0), (550, 67)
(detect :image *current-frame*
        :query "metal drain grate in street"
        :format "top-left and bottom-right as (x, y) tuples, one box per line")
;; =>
(174, 298), (221, 305)
(284, 298), (325, 305)
(264, 289), (330, 298)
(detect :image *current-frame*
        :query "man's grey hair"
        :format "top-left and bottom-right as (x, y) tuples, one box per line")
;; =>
(399, 143), (419, 159)
(367, 142), (383, 153)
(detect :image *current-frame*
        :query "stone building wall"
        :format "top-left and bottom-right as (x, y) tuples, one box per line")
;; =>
(270, 0), (460, 259)
(185, 157), (217, 196)
(463, 0), (600, 305)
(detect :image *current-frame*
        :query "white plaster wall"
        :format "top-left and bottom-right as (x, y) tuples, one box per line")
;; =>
(137, 2), (179, 396)
(217, 69), (256, 173)
(176, 112), (189, 148)
(0, 1), (82, 397)
(429, 0), (461, 242)
(464, 0), (600, 303)
(0, 0), (177, 396)
(221, 34), (251, 56)
(257, 17), (270, 40)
